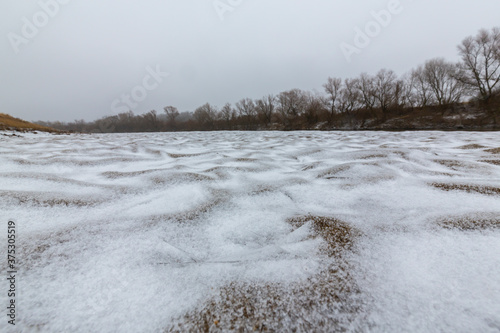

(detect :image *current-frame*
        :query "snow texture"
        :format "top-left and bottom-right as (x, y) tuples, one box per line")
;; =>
(0, 131), (499, 332)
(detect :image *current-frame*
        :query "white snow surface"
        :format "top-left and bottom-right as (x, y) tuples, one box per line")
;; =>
(1, 131), (500, 332)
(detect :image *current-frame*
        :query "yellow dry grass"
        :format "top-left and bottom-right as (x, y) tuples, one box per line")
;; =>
(0, 113), (59, 133)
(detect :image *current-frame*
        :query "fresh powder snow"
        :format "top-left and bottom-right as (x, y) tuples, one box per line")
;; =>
(0, 131), (499, 332)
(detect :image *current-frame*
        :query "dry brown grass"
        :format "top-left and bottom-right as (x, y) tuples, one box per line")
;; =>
(437, 213), (500, 231)
(480, 160), (500, 166)
(102, 170), (214, 184)
(102, 169), (164, 178)
(301, 162), (322, 171)
(358, 154), (387, 160)
(0, 113), (60, 133)
(287, 216), (360, 257)
(430, 182), (500, 196)
(458, 144), (487, 150)
(485, 147), (500, 154)
(166, 216), (363, 332)
(168, 152), (205, 158)
(317, 165), (351, 179)
(434, 159), (467, 170)
(235, 158), (258, 163)
(0, 190), (103, 207)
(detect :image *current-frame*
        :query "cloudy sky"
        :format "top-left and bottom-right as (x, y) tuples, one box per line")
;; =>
(1, 0), (499, 122)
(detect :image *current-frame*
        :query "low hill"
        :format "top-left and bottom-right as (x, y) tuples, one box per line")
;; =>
(0, 113), (60, 133)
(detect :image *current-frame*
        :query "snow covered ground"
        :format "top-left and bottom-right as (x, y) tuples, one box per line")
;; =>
(1, 131), (499, 332)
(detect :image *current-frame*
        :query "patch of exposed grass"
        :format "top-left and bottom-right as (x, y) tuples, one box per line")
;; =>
(0, 113), (60, 133)
(102, 170), (214, 184)
(287, 215), (360, 257)
(480, 160), (500, 166)
(431, 182), (500, 195)
(437, 213), (500, 231)
(166, 216), (363, 332)
(248, 185), (276, 196)
(433, 159), (491, 172)
(235, 158), (257, 163)
(301, 162), (322, 171)
(485, 147), (500, 154)
(458, 144), (486, 150)
(434, 159), (467, 170)
(317, 164), (351, 179)
(102, 169), (164, 179)
(203, 166), (262, 174)
(168, 152), (205, 158)
(0, 191), (103, 207)
(358, 154), (387, 160)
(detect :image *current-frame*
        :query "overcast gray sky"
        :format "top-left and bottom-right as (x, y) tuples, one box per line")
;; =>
(1, 0), (499, 122)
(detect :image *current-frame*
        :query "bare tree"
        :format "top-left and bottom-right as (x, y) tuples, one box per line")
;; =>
(323, 77), (343, 121)
(255, 94), (275, 126)
(423, 58), (465, 106)
(116, 111), (135, 132)
(235, 98), (257, 129)
(410, 65), (434, 107)
(164, 106), (179, 122)
(495, 33), (500, 62)
(392, 79), (407, 110)
(164, 106), (179, 130)
(277, 89), (308, 124)
(303, 91), (326, 125)
(338, 78), (362, 114)
(372, 69), (398, 113)
(219, 103), (235, 129)
(143, 110), (159, 131)
(236, 98), (256, 118)
(194, 103), (217, 130)
(356, 73), (377, 112)
(457, 27), (500, 101)
(97, 116), (117, 133)
(399, 73), (418, 109)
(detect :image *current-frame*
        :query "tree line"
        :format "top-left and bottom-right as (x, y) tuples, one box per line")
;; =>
(38, 27), (500, 132)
